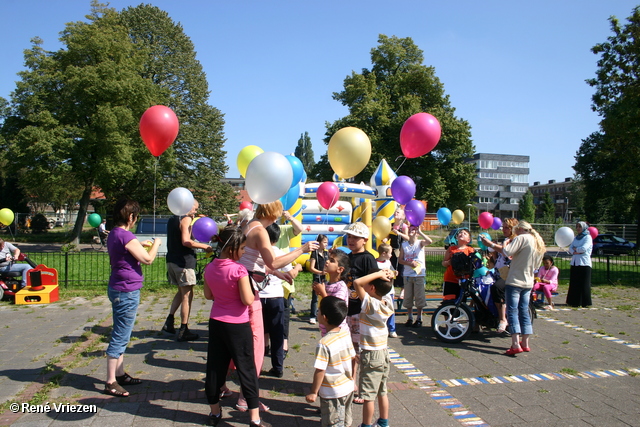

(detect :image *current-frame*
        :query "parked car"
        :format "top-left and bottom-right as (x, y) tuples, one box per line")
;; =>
(135, 217), (170, 254)
(592, 234), (637, 256)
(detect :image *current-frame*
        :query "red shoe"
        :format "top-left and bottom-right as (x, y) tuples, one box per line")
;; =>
(505, 346), (524, 356)
(519, 342), (531, 352)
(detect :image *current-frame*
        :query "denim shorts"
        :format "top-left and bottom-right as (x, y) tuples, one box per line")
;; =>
(505, 285), (533, 335)
(106, 287), (140, 359)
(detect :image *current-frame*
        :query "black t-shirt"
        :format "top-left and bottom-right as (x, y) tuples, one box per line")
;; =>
(310, 249), (328, 283)
(346, 250), (378, 316)
(166, 215), (196, 269)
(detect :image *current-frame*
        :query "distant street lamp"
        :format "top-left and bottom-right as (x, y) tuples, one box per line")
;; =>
(465, 203), (475, 230)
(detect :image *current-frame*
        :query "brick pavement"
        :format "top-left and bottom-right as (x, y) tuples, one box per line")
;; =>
(0, 289), (638, 426)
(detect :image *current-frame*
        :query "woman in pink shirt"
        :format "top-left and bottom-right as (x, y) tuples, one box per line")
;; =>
(203, 226), (271, 427)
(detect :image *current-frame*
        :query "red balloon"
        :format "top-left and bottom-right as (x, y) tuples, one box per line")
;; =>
(139, 105), (180, 157)
(400, 113), (441, 158)
(478, 212), (494, 229)
(588, 226), (599, 239)
(317, 181), (339, 210)
(239, 201), (253, 211)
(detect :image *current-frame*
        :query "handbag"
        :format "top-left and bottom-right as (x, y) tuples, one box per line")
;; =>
(248, 270), (270, 292)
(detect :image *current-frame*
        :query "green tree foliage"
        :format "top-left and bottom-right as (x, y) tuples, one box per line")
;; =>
(540, 192), (556, 223)
(119, 4), (235, 216)
(0, 2), (235, 243)
(320, 35), (476, 209)
(575, 7), (640, 229)
(294, 131), (315, 173)
(518, 191), (535, 223)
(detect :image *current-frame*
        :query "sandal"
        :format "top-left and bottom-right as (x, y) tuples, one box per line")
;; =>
(259, 401), (270, 412)
(220, 387), (233, 399)
(116, 372), (142, 386)
(497, 321), (508, 334)
(236, 397), (248, 412)
(105, 381), (129, 397)
(353, 395), (365, 404)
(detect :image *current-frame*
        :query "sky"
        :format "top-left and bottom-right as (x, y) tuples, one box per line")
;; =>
(0, 0), (636, 186)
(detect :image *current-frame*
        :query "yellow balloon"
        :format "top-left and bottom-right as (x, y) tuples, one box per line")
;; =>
(451, 209), (465, 225)
(372, 216), (392, 241)
(328, 127), (371, 179)
(237, 145), (264, 178)
(0, 208), (14, 226)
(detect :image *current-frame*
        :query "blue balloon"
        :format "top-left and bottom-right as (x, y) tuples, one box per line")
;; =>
(477, 232), (491, 250)
(280, 183), (300, 210)
(286, 155), (304, 188)
(437, 207), (452, 226)
(473, 266), (489, 278)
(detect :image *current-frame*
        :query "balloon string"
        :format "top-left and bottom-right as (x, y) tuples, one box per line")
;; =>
(153, 158), (158, 237)
(394, 156), (408, 175)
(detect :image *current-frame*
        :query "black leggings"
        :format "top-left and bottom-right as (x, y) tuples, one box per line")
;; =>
(205, 319), (259, 408)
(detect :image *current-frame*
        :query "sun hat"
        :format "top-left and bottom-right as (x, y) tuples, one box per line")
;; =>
(344, 222), (369, 239)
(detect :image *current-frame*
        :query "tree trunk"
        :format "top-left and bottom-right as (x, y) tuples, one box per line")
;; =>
(71, 186), (93, 246)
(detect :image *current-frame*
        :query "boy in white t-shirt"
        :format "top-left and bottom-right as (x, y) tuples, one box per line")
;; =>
(306, 296), (356, 427)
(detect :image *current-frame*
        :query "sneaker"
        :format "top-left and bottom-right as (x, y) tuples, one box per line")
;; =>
(389, 331), (398, 338)
(265, 368), (283, 378)
(177, 325), (199, 342)
(208, 411), (222, 426)
(411, 320), (422, 328)
(309, 318), (317, 325)
(404, 319), (413, 327)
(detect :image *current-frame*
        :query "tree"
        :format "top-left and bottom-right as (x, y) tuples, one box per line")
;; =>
(0, 2), (236, 244)
(540, 192), (556, 223)
(294, 131), (315, 173)
(119, 4), (235, 216)
(518, 191), (535, 223)
(575, 7), (640, 231)
(322, 35), (476, 209)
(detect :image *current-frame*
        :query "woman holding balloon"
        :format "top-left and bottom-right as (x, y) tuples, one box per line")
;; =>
(491, 218), (519, 333)
(235, 200), (318, 410)
(566, 222), (593, 307)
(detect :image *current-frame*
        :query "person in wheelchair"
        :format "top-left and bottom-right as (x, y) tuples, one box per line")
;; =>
(0, 238), (33, 289)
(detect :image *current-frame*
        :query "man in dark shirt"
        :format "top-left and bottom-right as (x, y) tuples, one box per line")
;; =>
(161, 200), (212, 341)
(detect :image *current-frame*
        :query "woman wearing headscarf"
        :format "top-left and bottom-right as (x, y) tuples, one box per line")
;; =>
(566, 221), (592, 307)
(481, 221), (546, 355)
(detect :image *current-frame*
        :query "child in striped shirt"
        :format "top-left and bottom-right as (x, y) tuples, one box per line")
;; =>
(306, 296), (356, 427)
(353, 269), (395, 427)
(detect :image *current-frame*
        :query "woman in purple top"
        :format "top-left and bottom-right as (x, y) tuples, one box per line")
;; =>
(104, 199), (162, 397)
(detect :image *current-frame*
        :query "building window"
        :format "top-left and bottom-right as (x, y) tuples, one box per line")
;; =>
(479, 184), (499, 191)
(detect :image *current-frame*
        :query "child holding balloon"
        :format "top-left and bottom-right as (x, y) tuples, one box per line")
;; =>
(441, 228), (475, 300)
(398, 226), (432, 327)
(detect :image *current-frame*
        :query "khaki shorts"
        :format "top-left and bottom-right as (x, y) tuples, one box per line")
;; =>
(347, 315), (360, 345)
(167, 263), (197, 287)
(358, 348), (390, 401)
(320, 391), (353, 427)
(403, 276), (426, 309)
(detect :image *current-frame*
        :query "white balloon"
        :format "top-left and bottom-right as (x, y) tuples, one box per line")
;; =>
(167, 187), (194, 216)
(245, 152), (293, 204)
(555, 226), (575, 247)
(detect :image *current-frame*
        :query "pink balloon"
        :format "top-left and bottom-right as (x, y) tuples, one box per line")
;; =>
(478, 212), (494, 229)
(139, 105), (179, 157)
(239, 201), (253, 211)
(400, 113), (442, 158)
(317, 181), (339, 210)
(588, 226), (599, 239)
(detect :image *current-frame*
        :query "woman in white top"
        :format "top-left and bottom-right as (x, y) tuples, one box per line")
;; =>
(566, 221), (592, 307)
(481, 221), (545, 356)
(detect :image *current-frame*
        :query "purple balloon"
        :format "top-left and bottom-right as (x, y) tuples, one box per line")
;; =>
(491, 217), (502, 230)
(405, 200), (426, 226)
(192, 217), (218, 242)
(391, 175), (416, 205)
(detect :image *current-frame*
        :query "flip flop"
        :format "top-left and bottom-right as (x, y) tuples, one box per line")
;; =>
(497, 321), (508, 334)
(220, 388), (233, 399)
(353, 395), (365, 404)
(105, 381), (129, 397)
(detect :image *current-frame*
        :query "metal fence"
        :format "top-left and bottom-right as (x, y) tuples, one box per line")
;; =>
(26, 249), (640, 288)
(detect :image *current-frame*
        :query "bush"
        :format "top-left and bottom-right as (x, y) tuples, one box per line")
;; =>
(30, 214), (49, 234)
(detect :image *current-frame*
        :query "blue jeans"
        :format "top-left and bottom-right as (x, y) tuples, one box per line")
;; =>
(0, 263), (33, 288)
(106, 288), (140, 359)
(505, 285), (533, 335)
